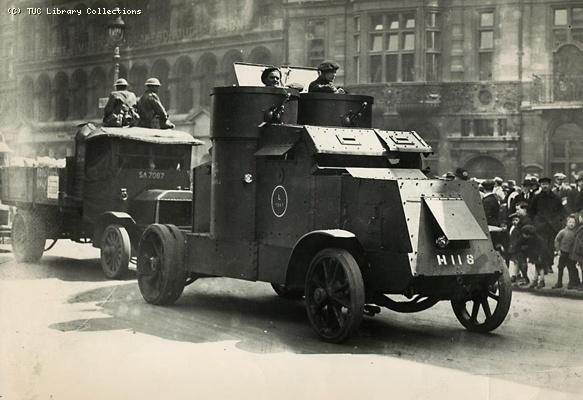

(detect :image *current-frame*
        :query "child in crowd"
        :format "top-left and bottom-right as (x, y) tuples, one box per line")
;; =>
(519, 225), (551, 289)
(569, 213), (583, 290)
(553, 214), (579, 289)
(507, 213), (525, 284)
(514, 202), (532, 285)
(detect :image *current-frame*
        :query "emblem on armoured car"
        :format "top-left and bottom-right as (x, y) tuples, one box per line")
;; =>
(271, 185), (288, 218)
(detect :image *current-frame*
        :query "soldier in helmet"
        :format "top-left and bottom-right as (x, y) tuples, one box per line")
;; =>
(308, 60), (346, 94)
(136, 78), (175, 130)
(103, 78), (140, 127)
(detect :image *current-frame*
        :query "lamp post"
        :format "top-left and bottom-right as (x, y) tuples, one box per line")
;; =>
(107, 16), (126, 89)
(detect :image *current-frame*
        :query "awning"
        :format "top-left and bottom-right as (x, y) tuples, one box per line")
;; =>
(423, 196), (487, 240)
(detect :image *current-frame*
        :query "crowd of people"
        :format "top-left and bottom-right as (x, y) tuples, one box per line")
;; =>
(447, 168), (583, 290)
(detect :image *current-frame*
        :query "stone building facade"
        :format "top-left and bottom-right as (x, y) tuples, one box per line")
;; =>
(0, 0), (581, 179)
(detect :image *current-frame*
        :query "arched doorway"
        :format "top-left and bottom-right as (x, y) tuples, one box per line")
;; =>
(464, 156), (506, 179)
(550, 122), (583, 182)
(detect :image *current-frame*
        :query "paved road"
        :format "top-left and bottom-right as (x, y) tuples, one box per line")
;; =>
(1, 241), (582, 400)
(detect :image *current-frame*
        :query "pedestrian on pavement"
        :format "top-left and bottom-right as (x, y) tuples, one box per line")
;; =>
(481, 179), (500, 227)
(519, 224), (550, 289)
(569, 212), (583, 289)
(493, 177), (505, 202)
(507, 213), (525, 283)
(529, 177), (566, 274)
(137, 78), (175, 130)
(308, 60), (346, 94)
(552, 172), (571, 209)
(553, 214), (580, 289)
(568, 175), (583, 213)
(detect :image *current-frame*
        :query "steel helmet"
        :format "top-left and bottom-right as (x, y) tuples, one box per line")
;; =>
(145, 77), (161, 86)
(114, 78), (128, 86)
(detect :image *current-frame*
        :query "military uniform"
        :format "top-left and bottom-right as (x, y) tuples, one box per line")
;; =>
(103, 79), (140, 128)
(136, 79), (174, 130)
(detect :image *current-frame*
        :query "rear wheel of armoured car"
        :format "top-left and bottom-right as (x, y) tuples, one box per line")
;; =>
(100, 224), (131, 279)
(11, 210), (45, 262)
(305, 248), (365, 343)
(451, 266), (512, 333)
(271, 283), (304, 299)
(137, 224), (186, 305)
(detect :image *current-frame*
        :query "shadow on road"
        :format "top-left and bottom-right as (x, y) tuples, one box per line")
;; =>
(0, 255), (136, 282)
(47, 276), (582, 396)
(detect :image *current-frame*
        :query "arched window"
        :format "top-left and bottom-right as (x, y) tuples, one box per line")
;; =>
(197, 54), (217, 108)
(151, 59), (171, 108)
(37, 74), (51, 121)
(20, 77), (34, 119)
(222, 50), (243, 86)
(88, 67), (107, 117)
(248, 46), (273, 65)
(550, 122), (583, 182)
(129, 63), (149, 93)
(175, 56), (194, 113)
(54, 72), (69, 120)
(464, 156), (506, 179)
(71, 69), (88, 119)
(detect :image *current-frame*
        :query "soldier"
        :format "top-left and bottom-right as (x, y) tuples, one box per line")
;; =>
(308, 60), (346, 94)
(102, 78), (139, 127)
(261, 67), (282, 87)
(136, 78), (175, 130)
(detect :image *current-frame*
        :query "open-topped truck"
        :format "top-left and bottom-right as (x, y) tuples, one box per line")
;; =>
(136, 84), (511, 343)
(0, 124), (201, 278)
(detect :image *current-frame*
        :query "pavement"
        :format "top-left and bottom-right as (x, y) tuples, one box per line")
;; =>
(511, 266), (583, 300)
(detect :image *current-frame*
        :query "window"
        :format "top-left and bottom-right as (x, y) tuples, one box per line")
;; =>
(461, 118), (507, 137)
(368, 12), (416, 82)
(307, 20), (326, 68)
(354, 16), (361, 83)
(425, 11), (440, 81)
(553, 6), (583, 46)
(478, 11), (494, 80)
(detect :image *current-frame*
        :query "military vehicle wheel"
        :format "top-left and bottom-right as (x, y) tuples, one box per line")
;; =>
(271, 283), (303, 299)
(451, 267), (512, 333)
(100, 224), (131, 279)
(12, 210), (45, 262)
(137, 224), (186, 305)
(305, 248), (365, 343)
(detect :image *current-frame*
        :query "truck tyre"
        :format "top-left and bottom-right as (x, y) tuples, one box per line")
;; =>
(11, 210), (45, 262)
(305, 248), (365, 343)
(100, 224), (131, 279)
(451, 266), (512, 333)
(137, 224), (186, 305)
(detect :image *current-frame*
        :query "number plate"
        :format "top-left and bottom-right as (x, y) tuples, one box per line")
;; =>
(138, 170), (166, 179)
(436, 254), (475, 266)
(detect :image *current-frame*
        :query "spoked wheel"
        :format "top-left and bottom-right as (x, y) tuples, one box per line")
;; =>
(100, 224), (131, 279)
(451, 267), (512, 333)
(305, 248), (365, 343)
(137, 224), (186, 305)
(11, 210), (45, 262)
(271, 283), (303, 300)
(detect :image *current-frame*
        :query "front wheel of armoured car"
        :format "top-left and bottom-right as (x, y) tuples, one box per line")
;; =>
(305, 248), (365, 343)
(100, 224), (131, 279)
(451, 266), (512, 333)
(137, 224), (186, 305)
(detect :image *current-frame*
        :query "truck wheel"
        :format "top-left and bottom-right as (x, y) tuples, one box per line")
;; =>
(451, 267), (512, 333)
(305, 248), (365, 343)
(137, 224), (186, 305)
(271, 283), (304, 299)
(11, 210), (45, 262)
(100, 224), (131, 279)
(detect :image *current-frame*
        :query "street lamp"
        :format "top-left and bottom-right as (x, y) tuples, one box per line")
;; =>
(107, 15), (126, 88)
